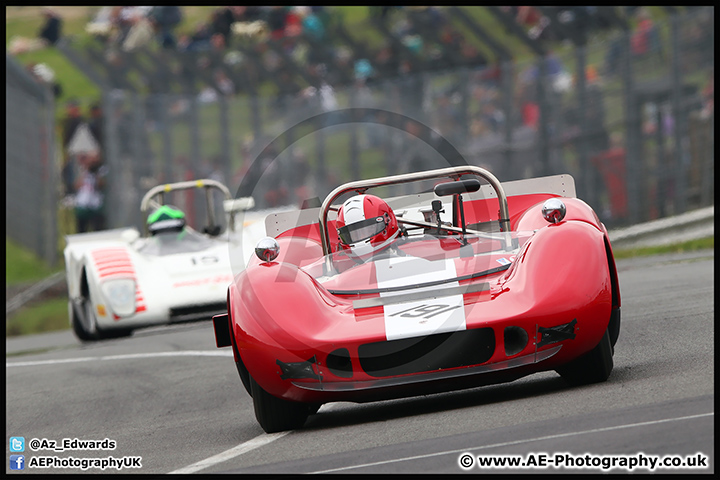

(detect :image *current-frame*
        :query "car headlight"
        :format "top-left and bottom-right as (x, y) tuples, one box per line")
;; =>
(101, 279), (137, 317)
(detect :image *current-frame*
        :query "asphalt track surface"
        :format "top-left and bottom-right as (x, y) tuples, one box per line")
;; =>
(5, 249), (714, 474)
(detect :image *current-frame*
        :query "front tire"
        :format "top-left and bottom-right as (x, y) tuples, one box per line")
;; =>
(249, 376), (310, 433)
(70, 272), (133, 342)
(556, 328), (613, 386)
(70, 299), (97, 342)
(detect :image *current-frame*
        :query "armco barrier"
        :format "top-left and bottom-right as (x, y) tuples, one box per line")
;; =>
(608, 206), (714, 249)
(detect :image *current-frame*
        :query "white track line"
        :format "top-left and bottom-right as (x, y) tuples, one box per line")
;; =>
(169, 432), (290, 474)
(6, 350), (233, 367)
(309, 412), (715, 474)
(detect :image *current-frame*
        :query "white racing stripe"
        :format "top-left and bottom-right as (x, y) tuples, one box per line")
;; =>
(376, 257), (466, 341)
(169, 432), (290, 474)
(6, 350), (233, 368)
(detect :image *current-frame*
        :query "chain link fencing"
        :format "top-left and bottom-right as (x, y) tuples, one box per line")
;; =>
(9, 8), (713, 263)
(5, 54), (59, 266)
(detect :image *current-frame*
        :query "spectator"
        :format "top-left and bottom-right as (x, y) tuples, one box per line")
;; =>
(631, 8), (662, 61)
(590, 132), (628, 221)
(516, 6), (542, 30)
(480, 102), (505, 134)
(8, 8), (62, 54)
(603, 35), (623, 78)
(209, 7), (234, 46)
(38, 8), (62, 45)
(109, 6), (149, 47)
(214, 70), (235, 96)
(518, 89), (540, 130)
(294, 6), (325, 41)
(266, 7), (289, 40)
(120, 7), (154, 52)
(283, 7), (303, 37)
(148, 6), (183, 49)
(60, 99), (85, 196)
(179, 22), (212, 52)
(74, 151), (108, 233)
(27, 62), (62, 98)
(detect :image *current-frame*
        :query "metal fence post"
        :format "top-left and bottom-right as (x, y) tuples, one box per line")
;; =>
(669, 14), (687, 215)
(536, 55), (551, 177)
(500, 60), (514, 182)
(219, 94), (232, 184)
(621, 28), (641, 224)
(575, 44), (592, 205)
(42, 83), (58, 266)
(103, 91), (121, 229)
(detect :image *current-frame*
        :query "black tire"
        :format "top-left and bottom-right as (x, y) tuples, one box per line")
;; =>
(249, 376), (310, 433)
(70, 299), (97, 342)
(97, 325), (133, 340)
(608, 307), (621, 350)
(307, 403), (321, 416)
(556, 328), (614, 386)
(71, 273), (133, 342)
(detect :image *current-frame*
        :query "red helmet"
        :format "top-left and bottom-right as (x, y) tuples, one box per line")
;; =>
(336, 194), (399, 257)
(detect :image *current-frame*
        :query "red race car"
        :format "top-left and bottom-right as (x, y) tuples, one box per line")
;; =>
(213, 166), (621, 433)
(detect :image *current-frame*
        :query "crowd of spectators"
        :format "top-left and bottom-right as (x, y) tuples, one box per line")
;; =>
(10, 7), (712, 219)
(80, 6), (492, 99)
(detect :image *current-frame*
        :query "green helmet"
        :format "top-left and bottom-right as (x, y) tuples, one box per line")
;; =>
(147, 205), (186, 236)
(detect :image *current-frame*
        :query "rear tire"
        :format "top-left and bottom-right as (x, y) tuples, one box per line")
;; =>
(556, 328), (613, 386)
(249, 376), (310, 433)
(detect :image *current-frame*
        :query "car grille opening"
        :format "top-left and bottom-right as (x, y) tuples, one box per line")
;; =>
(504, 326), (529, 357)
(358, 328), (495, 378)
(326, 348), (353, 378)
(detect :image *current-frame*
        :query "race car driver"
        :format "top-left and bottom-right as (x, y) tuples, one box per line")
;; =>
(147, 204), (187, 237)
(335, 194), (402, 263)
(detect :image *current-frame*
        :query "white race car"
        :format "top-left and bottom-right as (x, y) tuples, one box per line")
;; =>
(64, 179), (266, 341)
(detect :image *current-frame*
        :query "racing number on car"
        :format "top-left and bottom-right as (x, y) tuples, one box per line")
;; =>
(389, 304), (462, 319)
(191, 255), (219, 265)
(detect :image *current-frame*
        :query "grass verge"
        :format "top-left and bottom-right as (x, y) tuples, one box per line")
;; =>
(6, 237), (64, 284)
(612, 236), (713, 259)
(6, 298), (70, 337)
